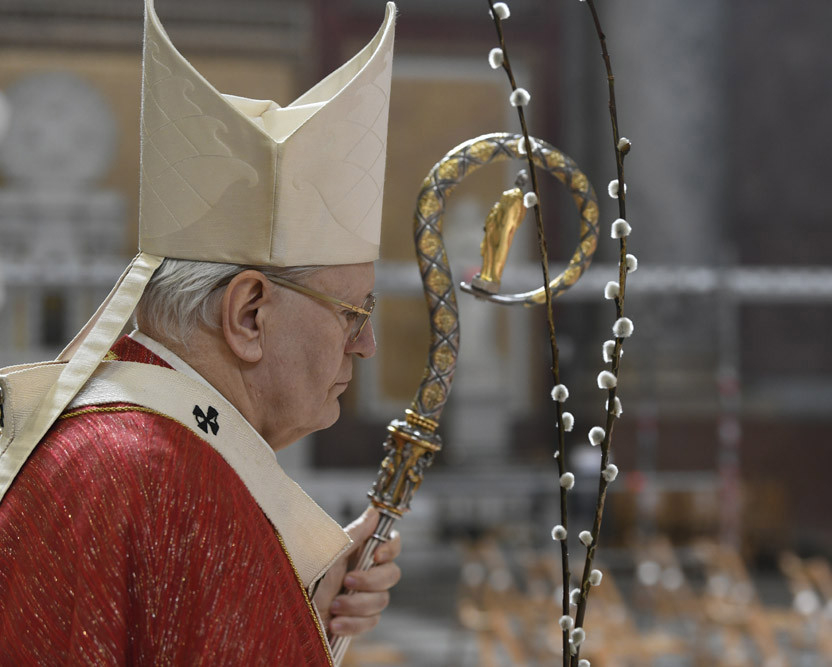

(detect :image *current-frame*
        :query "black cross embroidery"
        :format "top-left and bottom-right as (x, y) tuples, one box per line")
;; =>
(193, 405), (219, 435)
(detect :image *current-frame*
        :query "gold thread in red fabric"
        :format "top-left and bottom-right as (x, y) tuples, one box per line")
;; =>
(2, 406), (332, 663)
(60, 405), (177, 423)
(59, 403), (334, 663)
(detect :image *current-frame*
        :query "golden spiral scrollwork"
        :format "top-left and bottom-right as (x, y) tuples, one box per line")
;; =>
(411, 132), (599, 422)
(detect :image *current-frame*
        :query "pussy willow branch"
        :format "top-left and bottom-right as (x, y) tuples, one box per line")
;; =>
(571, 1), (631, 664)
(486, 2), (571, 664)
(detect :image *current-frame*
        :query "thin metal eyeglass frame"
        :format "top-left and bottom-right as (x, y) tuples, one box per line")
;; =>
(267, 276), (375, 343)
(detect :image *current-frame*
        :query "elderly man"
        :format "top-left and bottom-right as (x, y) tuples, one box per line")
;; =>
(0, 1), (401, 664)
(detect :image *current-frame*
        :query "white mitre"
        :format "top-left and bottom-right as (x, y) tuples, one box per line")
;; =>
(0, 0), (397, 459)
(141, 0), (396, 266)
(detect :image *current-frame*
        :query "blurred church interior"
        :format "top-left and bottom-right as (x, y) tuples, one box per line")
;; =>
(1, 1), (831, 664)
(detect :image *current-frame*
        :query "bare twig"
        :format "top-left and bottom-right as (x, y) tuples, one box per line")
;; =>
(486, 2), (571, 663)
(485, 2), (634, 663)
(570, 1), (632, 665)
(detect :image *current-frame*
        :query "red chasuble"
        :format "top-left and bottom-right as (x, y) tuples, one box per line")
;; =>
(0, 336), (332, 665)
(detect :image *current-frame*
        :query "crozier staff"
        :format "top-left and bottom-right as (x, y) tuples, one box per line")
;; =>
(0, 1), (401, 664)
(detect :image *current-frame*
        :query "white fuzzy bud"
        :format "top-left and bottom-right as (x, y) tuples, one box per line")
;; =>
(571, 627), (586, 646)
(597, 370), (617, 389)
(617, 136), (631, 153)
(613, 317), (634, 338)
(559, 615), (574, 631)
(588, 426), (605, 446)
(488, 47), (505, 69)
(611, 218), (632, 239)
(602, 339), (616, 363)
(606, 396), (623, 417)
(604, 281), (620, 299)
(625, 253), (638, 272)
(551, 384), (569, 402)
(602, 464), (619, 482)
(561, 412), (574, 432)
(579, 530), (593, 547)
(570, 588), (581, 606)
(491, 2), (510, 20)
(578, 660), (591, 667)
(607, 179), (627, 199)
(589, 569), (603, 586)
(509, 87), (530, 107)
(551, 524), (567, 541)
(560, 472), (575, 490)
(569, 640), (577, 655)
(553, 450), (560, 459)
(523, 191), (538, 208)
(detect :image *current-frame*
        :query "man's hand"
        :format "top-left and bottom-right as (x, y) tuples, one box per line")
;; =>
(312, 506), (402, 638)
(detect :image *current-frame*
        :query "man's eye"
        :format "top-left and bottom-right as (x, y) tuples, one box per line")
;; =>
(344, 311), (360, 322)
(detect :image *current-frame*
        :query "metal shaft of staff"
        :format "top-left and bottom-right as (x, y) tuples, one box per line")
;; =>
(329, 513), (398, 665)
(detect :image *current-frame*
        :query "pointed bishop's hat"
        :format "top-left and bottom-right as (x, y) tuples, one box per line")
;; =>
(0, 0), (397, 469)
(141, 0), (396, 266)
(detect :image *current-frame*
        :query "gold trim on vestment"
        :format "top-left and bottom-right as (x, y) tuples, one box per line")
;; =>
(276, 530), (335, 665)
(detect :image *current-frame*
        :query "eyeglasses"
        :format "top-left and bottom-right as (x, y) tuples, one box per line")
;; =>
(268, 276), (376, 343)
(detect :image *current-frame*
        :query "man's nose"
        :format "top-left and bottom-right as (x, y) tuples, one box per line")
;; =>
(350, 320), (376, 359)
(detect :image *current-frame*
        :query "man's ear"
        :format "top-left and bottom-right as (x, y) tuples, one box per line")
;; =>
(220, 270), (271, 363)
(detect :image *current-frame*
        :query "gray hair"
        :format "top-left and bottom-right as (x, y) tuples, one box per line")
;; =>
(134, 257), (318, 347)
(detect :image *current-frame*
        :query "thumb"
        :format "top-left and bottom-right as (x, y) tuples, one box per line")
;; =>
(344, 505), (380, 556)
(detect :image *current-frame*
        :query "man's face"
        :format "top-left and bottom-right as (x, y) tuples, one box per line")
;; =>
(254, 262), (376, 450)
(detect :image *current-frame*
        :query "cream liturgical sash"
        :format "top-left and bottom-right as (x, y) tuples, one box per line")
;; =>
(0, 359), (351, 589)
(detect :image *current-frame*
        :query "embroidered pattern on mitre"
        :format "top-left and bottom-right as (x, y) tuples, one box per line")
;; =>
(139, 0), (396, 267)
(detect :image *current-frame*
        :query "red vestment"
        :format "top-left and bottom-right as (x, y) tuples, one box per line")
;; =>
(0, 336), (331, 665)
